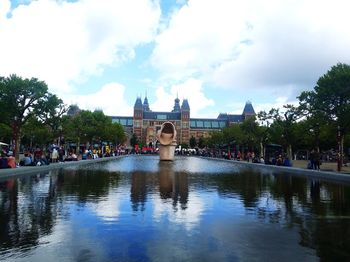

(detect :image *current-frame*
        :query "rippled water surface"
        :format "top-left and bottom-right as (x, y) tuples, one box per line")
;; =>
(1, 155), (350, 261)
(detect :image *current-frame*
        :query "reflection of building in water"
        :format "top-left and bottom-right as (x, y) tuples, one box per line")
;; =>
(158, 162), (188, 210)
(130, 172), (148, 212)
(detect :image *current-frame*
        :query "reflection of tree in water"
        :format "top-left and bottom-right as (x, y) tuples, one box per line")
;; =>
(0, 173), (57, 255)
(211, 170), (350, 261)
(214, 170), (262, 207)
(56, 169), (120, 204)
(0, 168), (120, 257)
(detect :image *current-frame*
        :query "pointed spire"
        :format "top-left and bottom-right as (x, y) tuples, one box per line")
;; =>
(172, 95), (181, 112)
(134, 96), (143, 109)
(242, 101), (255, 115)
(143, 92), (150, 111)
(181, 99), (190, 110)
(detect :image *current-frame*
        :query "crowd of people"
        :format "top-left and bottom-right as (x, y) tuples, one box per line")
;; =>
(0, 143), (129, 169)
(0, 142), (333, 171)
(0, 150), (16, 169)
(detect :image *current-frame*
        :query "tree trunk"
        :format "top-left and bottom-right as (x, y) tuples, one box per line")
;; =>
(340, 134), (344, 170)
(77, 137), (80, 156)
(287, 144), (292, 162)
(15, 136), (21, 162)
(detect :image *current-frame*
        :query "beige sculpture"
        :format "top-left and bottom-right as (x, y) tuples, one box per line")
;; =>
(157, 122), (177, 161)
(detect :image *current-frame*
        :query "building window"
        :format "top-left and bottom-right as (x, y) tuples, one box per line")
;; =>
(157, 114), (167, 120)
(204, 121), (211, 128)
(190, 121), (196, 127)
(134, 121), (141, 128)
(196, 121), (203, 128)
(212, 121), (219, 128)
(219, 121), (226, 128)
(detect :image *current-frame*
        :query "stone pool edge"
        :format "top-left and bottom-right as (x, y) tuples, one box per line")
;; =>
(197, 156), (350, 184)
(1, 155), (350, 184)
(0, 155), (127, 180)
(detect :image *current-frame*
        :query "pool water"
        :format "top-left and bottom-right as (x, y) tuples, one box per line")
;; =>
(0, 155), (350, 261)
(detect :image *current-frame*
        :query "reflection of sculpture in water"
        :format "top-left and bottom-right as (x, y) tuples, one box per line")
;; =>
(157, 122), (177, 161)
(158, 161), (188, 209)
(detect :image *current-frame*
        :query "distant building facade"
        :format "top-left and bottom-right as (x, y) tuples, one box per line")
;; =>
(111, 96), (255, 146)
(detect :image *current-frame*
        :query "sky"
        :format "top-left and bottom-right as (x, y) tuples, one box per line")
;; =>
(1, 0), (350, 118)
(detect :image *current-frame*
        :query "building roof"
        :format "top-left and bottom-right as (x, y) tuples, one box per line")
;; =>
(134, 97), (143, 109)
(217, 113), (244, 123)
(242, 101), (255, 115)
(143, 96), (150, 111)
(181, 99), (190, 110)
(172, 97), (181, 112)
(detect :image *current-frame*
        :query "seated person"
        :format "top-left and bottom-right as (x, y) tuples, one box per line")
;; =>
(71, 153), (78, 161)
(20, 153), (34, 166)
(6, 153), (16, 168)
(283, 157), (292, 167)
(65, 152), (78, 161)
(39, 155), (49, 165)
(276, 155), (283, 166)
(0, 152), (9, 169)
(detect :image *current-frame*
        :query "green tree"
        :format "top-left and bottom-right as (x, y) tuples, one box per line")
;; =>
(21, 116), (52, 149)
(240, 117), (260, 151)
(105, 122), (126, 145)
(189, 136), (197, 148)
(206, 131), (224, 149)
(198, 137), (205, 149)
(258, 105), (302, 160)
(130, 133), (138, 148)
(0, 123), (11, 144)
(35, 93), (68, 142)
(222, 124), (244, 147)
(0, 74), (55, 159)
(299, 63), (350, 169)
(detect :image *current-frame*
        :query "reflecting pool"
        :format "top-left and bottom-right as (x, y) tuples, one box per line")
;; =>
(1, 155), (350, 261)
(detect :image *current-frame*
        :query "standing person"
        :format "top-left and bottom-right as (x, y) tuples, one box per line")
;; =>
(58, 146), (65, 162)
(313, 150), (321, 170)
(51, 147), (58, 163)
(34, 146), (42, 164)
(309, 150), (315, 169)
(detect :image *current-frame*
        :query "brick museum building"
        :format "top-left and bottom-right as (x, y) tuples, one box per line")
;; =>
(111, 96), (255, 146)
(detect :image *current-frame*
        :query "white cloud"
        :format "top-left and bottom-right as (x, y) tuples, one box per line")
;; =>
(66, 82), (133, 116)
(0, 0), (10, 20)
(153, 192), (205, 231)
(151, 78), (215, 117)
(90, 190), (122, 222)
(151, 0), (350, 96)
(151, 0), (250, 81)
(0, 0), (161, 95)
